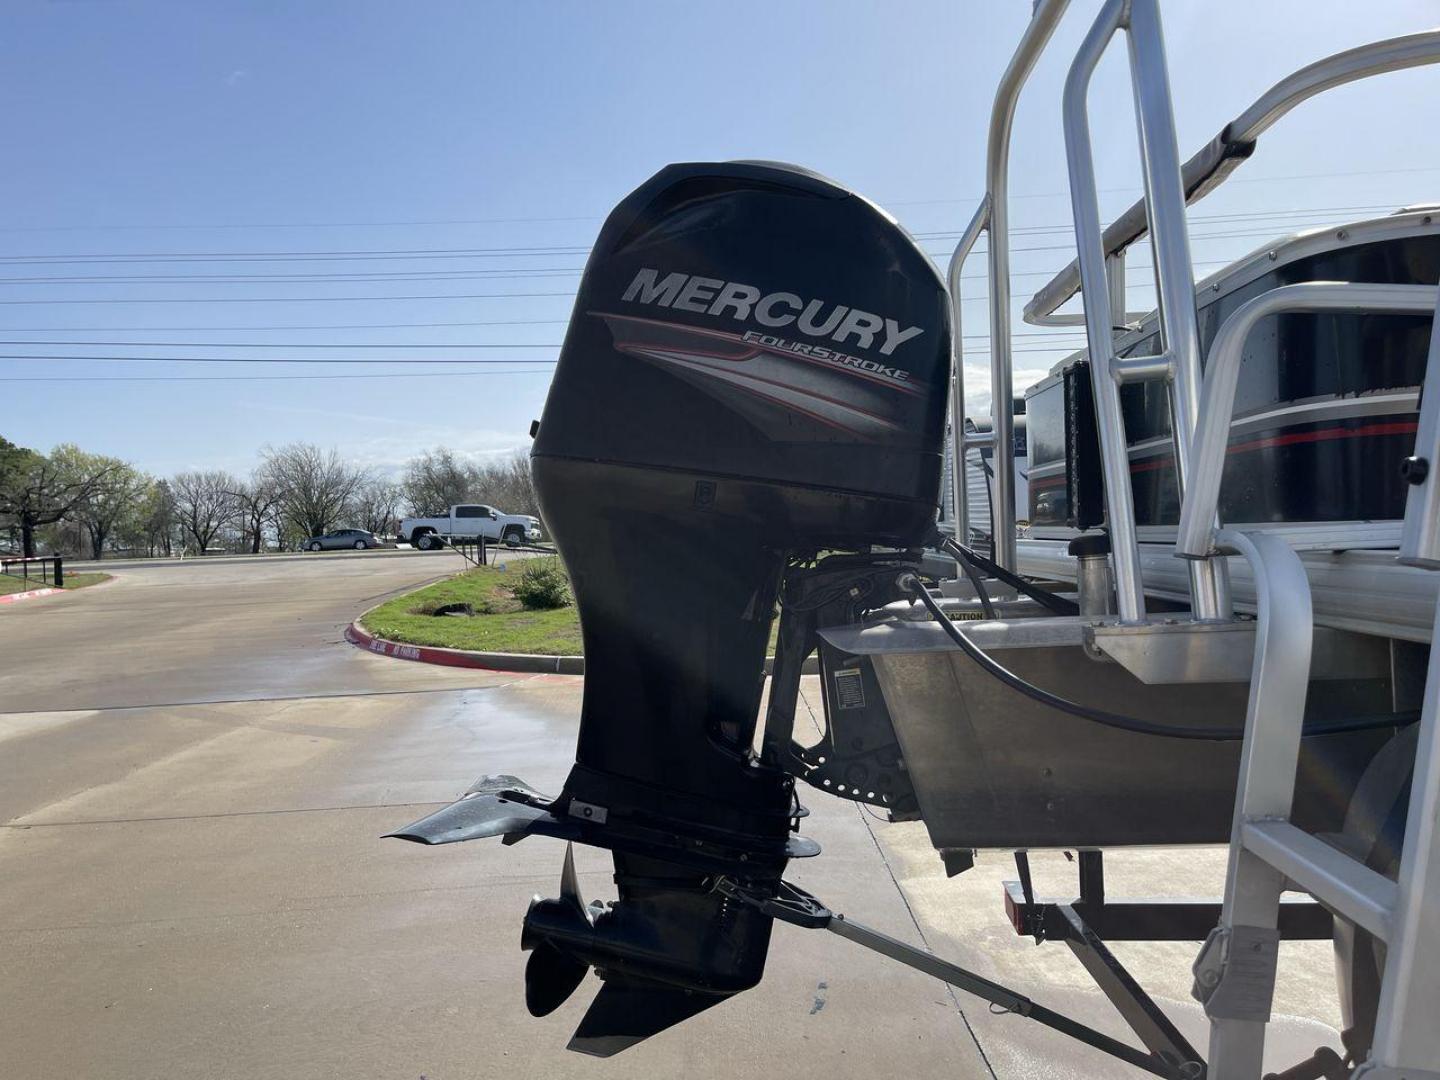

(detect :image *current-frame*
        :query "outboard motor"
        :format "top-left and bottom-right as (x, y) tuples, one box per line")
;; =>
(390, 160), (950, 1054)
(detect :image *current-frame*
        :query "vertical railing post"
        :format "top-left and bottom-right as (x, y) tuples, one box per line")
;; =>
(1125, 0), (1228, 621)
(947, 199), (991, 547)
(1062, 0), (1146, 622)
(54, 555), (63, 589)
(1062, 0), (1229, 622)
(981, 0), (1072, 574)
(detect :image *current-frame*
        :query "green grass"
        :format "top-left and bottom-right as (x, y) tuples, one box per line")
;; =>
(0, 571), (110, 596)
(362, 564), (585, 655)
(362, 562), (784, 657)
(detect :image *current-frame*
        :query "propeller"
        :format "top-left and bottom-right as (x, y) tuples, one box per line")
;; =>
(522, 844), (591, 1018)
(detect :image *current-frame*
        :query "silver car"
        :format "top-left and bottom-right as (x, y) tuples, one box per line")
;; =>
(303, 528), (381, 551)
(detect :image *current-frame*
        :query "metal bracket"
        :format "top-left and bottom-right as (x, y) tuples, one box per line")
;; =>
(1089, 619), (1257, 684)
(1191, 924), (1281, 1021)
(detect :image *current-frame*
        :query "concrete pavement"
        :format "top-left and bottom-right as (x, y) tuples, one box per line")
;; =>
(0, 553), (1346, 1078)
(0, 552), (991, 1080)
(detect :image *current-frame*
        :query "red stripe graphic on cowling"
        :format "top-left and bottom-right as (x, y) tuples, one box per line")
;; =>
(590, 310), (924, 396)
(615, 343), (900, 428)
(614, 342), (899, 437)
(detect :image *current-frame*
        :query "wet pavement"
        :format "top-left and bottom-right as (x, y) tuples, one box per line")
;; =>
(0, 555), (1344, 1078)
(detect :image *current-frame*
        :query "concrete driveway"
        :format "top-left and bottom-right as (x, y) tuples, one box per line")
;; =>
(0, 554), (1344, 1078)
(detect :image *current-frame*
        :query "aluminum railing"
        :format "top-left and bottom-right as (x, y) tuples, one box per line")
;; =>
(952, 8), (1440, 620)
(1026, 28), (1440, 326)
(1175, 282), (1440, 559)
(1196, 288), (1440, 1080)
(1061, 0), (1226, 621)
(946, 0), (1071, 572)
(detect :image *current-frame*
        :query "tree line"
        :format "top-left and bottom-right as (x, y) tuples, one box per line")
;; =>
(0, 438), (538, 560)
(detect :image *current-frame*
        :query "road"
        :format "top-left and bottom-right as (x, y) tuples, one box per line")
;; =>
(0, 554), (1343, 1078)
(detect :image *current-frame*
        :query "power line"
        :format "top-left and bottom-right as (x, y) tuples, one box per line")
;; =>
(0, 371), (555, 385)
(0, 165), (1429, 235)
(0, 203), (1395, 267)
(0, 353), (555, 365)
(0, 339), (564, 349)
(0, 339), (1091, 366)
(0, 319), (1086, 342)
(0, 318), (573, 332)
(0, 290), (577, 305)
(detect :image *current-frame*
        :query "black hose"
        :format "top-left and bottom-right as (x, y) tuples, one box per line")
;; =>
(903, 574), (1418, 741)
(941, 535), (1079, 617)
(954, 550), (997, 620)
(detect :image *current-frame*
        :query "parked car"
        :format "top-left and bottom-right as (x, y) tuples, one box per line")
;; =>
(398, 503), (542, 550)
(303, 528), (382, 551)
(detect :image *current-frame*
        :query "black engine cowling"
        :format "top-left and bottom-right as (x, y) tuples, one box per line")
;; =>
(534, 160), (950, 836)
(402, 161), (952, 1054)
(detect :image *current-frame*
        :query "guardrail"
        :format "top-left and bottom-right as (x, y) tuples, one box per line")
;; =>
(1, 554), (63, 589)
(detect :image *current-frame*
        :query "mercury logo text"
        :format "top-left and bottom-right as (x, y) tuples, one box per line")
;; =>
(621, 268), (925, 358)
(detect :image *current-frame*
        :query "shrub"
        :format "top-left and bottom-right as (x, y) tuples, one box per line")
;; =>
(513, 557), (571, 610)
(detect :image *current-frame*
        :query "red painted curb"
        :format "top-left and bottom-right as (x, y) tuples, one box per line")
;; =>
(0, 587), (62, 606)
(345, 621), (816, 677)
(345, 622), (584, 674)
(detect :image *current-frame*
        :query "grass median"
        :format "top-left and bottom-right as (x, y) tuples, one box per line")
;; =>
(0, 571), (110, 596)
(361, 563), (584, 656)
(362, 561), (784, 659)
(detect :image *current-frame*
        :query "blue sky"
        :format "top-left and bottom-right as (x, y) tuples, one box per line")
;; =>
(1, 1), (1438, 479)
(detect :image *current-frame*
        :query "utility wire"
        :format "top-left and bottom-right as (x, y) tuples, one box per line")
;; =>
(0, 371), (555, 385)
(0, 290), (577, 305)
(0, 203), (1390, 265)
(0, 353), (556, 364)
(0, 215), (1384, 282)
(0, 165), (1429, 232)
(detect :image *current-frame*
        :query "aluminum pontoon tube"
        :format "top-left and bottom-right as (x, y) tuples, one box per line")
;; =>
(946, 198), (990, 546)
(1026, 29), (1440, 326)
(1175, 282), (1440, 558)
(982, 0), (1071, 573)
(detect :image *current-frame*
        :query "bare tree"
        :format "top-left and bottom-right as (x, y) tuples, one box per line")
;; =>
(400, 447), (536, 518)
(473, 451), (538, 518)
(352, 477), (404, 537)
(226, 473), (280, 554)
(0, 438), (121, 557)
(260, 443), (366, 541)
(171, 470), (238, 555)
(401, 448), (476, 516)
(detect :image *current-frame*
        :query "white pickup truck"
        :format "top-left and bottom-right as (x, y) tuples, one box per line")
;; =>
(398, 504), (542, 551)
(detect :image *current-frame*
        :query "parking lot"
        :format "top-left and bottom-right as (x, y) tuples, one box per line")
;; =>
(0, 553), (1343, 1078)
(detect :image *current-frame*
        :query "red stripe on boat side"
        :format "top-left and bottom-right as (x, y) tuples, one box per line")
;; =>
(1128, 420), (1419, 475)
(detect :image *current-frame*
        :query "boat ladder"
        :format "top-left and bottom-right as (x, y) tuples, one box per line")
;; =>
(1192, 292), (1440, 1080)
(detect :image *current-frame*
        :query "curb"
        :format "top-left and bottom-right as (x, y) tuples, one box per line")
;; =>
(0, 587), (62, 606)
(345, 620), (819, 677)
(345, 621), (585, 674)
